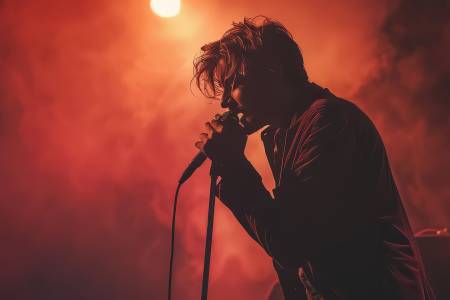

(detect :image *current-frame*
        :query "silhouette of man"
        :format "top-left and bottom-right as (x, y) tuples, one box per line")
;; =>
(193, 16), (435, 300)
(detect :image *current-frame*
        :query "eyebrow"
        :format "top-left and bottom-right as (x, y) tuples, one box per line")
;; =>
(213, 60), (247, 98)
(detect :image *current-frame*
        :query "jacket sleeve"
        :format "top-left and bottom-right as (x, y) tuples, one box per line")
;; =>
(216, 103), (365, 268)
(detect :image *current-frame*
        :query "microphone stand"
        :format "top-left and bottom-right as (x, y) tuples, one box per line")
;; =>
(200, 162), (218, 300)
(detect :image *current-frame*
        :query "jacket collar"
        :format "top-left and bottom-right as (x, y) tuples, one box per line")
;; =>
(260, 82), (330, 142)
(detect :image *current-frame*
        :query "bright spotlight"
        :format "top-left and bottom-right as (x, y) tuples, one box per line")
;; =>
(150, 0), (181, 18)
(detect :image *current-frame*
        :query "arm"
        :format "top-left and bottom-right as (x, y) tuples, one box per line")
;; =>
(216, 157), (278, 250)
(216, 102), (367, 267)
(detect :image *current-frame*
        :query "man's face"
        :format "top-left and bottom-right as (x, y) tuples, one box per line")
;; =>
(220, 61), (279, 135)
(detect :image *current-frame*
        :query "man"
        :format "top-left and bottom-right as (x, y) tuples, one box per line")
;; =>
(192, 16), (435, 299)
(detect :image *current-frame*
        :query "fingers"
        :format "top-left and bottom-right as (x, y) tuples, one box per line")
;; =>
(194, 114), (224, 152)
(199, 132), (208, 143)
(195, 125), (213, 152)
(204, 122), (214, 138)
(211, 119), (223, 132)
(195, 126), (211, 152)
(206, 119), (223, 134)
(194, 140), (204, 151)
(204, 119), (223, 138)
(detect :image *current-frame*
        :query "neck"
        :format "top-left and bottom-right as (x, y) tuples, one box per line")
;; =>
(269, 81), (315, 128)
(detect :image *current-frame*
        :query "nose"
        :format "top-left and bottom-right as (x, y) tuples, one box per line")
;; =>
(221, 96), (238, 110)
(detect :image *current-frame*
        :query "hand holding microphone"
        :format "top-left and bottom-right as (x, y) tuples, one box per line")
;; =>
(194, 111), (247, 166)
(178, 111), (247, 184)
(174, 114), (246, 300)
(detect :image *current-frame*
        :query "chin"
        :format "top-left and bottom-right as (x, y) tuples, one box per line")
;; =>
(240, 116), (266, 135)
(243, 125), (261, 135)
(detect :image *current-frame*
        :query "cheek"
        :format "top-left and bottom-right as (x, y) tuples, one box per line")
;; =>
(231, 86), (257, 108)
(231, 85), (272, 115)
(230, 88), (243, 106)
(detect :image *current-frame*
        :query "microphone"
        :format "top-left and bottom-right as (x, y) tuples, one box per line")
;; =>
(179, 152), (207, 184)
(178, 111), (238, 184)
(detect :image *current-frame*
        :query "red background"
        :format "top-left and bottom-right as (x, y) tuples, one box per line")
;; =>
(1, 0), (449, 299)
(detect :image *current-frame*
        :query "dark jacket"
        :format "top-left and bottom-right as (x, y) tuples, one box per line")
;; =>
(216, 83), (435, 299)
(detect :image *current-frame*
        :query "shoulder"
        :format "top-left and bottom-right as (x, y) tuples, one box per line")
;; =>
(310, 95), (361, 119)
(294, 91), (372, 132)
(292, 97), (349, 133)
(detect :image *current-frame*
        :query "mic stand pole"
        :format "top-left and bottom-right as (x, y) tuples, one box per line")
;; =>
(200, 162), (218, 300)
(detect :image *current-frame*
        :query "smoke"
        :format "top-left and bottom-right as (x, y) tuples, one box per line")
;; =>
(0, 0), (448, 299)
(0, 0), (197, 299)
(354, 0), (450, 229)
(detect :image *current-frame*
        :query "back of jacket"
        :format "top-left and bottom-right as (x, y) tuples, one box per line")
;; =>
(262, 87), (435, 299)
(216, 84), (435, 299)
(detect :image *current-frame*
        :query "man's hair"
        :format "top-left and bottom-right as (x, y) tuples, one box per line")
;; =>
(192, 16), (308, 99)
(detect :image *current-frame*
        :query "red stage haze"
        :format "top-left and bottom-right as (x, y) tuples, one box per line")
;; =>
(0, 0), (448, 299)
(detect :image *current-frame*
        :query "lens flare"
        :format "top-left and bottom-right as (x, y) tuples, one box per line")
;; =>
(150, 0), (181, 18)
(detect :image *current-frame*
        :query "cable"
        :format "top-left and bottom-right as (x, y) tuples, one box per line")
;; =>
(168, 182), (182, 300)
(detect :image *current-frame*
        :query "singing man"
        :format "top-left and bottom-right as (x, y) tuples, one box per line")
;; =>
(192, 16), (434, 300)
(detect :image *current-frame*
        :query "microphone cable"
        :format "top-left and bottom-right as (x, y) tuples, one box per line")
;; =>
(168, 182), (182, 300)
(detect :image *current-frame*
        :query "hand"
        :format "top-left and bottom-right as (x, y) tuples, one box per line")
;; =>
(194, 113), (247, 165)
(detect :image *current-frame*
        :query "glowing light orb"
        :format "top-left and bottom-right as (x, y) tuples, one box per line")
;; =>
(150, 0), (181, 18)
